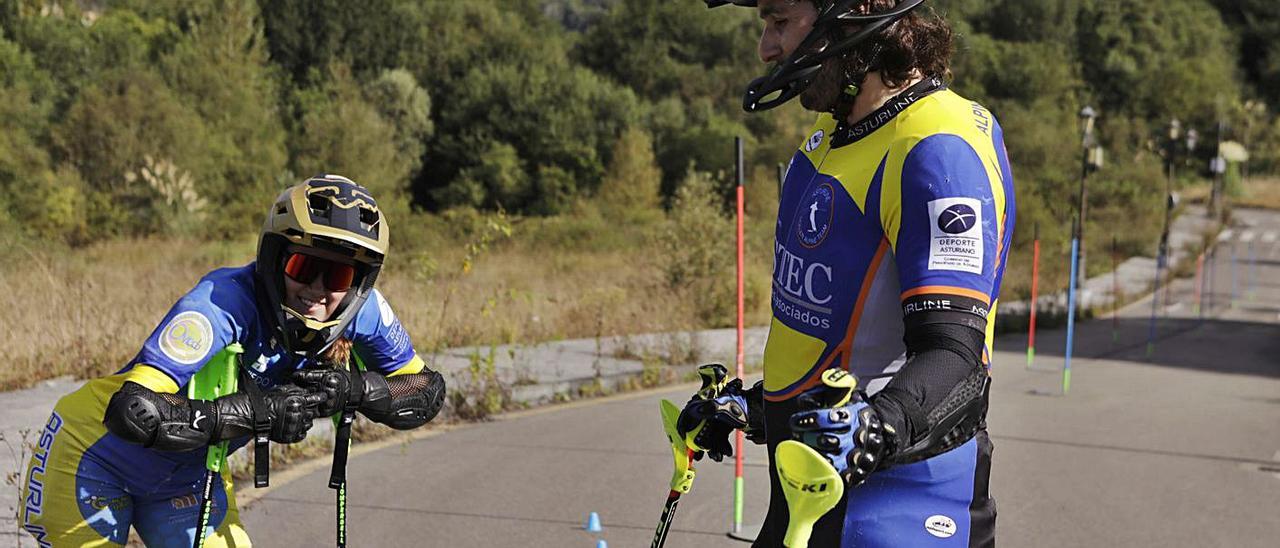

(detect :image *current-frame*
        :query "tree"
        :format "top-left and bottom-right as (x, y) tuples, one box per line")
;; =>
(289, 63), (413, 212)
(54, 68), (214, 237)
(258, 0), (420, 85)
(364, 68), (433, 174)
(1077, 0), (1239, 120)
(156, 0), (289, 236)
(658, 168), (735, 325)
(597, 126), (661, 213)
(1208, 0), (1280, 106)
(408, 5), (642, 214)
(575, 1), (760, 201)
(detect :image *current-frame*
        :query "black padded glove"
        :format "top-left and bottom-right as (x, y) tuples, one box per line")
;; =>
(292, 368), (373, 417)
(106, 381), (327, 449)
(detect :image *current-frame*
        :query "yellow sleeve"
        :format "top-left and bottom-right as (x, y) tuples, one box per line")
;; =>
(387, 354), (426, 377)
(121, 364), (181, 394)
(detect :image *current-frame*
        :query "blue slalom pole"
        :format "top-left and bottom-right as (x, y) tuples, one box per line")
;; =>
(1146, 251), (1161, 358)
(1064, 236), (1080, 394)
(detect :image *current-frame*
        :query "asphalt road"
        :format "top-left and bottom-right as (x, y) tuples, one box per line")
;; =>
(236, 209), (1279, 547)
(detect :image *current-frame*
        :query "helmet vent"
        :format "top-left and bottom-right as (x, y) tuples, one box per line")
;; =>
(308, 194), (331, 216)
(359, 207), (378, 231)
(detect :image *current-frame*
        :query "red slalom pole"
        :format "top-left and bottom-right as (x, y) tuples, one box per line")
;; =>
(1027, 225), (1040, 367)
(732, 136), (746, 535)
(1112, 235), (1119, 343)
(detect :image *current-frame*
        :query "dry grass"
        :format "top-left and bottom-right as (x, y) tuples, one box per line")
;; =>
(8, 176), (1173, 390)
(1182, 176), (1280, 210)
(0, 208), (773, 390)
(0, 236), (256, 390)
(1232, 176), (1280, 210)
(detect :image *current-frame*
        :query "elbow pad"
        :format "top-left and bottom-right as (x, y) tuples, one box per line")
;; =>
(104, 381), (216, 451)
(359, 370), (446, 430)
(872, 309), (991, 465)
(104, 382), (285, 451)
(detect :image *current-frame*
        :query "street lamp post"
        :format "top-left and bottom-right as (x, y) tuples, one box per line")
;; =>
(1185, 128), (1199, 169)
(1161, 118), (1181, 269)
(1077, 106), (1098, 282)
(1177, 127), (1197, 294)
(1152, 117), (1177, 353)
(1209, 120), (1227, 220)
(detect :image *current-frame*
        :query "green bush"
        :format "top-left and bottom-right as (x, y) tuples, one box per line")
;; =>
(658, 169), (736, 326)
(597, 127), (662, 216)
(289, 63), (414, 208)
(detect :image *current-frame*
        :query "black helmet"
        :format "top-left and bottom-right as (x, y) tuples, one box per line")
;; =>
(707, 0), (928, 112)
(256, 174), (389, 357)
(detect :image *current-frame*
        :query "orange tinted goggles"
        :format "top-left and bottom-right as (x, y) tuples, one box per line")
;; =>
(283, 253), (357, 292)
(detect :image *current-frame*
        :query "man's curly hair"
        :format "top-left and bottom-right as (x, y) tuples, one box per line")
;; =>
(855, 0), (954, 85)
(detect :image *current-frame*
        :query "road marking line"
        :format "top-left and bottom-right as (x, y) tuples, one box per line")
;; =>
(1240, 230), (1256, 243)
(1218, 229), (1235, 242)
(1262, 232), (1277, 243)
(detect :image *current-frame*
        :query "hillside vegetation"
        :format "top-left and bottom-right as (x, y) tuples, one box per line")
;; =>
(0, 0), (1277, 388)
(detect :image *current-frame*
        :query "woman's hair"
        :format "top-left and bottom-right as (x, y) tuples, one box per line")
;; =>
(324, 337), (353, 369)
(857, 0), (955, 87)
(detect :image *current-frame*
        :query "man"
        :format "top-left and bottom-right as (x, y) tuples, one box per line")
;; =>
(679, 1), (1013, 546)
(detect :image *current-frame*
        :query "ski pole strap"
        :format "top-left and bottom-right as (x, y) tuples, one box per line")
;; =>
(238, 367), (272, 488)
(329, 357), (367, 489)
(329, 410), (354, 489)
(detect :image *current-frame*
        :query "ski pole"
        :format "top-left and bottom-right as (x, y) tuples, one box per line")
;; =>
(328, 356), (368, 547)
(653, 399), (696, 548)
(189, 344), (243, 548)
(777, 369), (859, 547)
(331, 411), (354, 548)
(775, 440), (844, 548)
(652, 363), (731, 547)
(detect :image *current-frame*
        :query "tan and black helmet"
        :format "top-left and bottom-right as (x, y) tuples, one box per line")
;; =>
(255, 174), (388, 356)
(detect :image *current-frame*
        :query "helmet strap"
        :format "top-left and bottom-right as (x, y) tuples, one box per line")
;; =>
(831, 42), (884, 118)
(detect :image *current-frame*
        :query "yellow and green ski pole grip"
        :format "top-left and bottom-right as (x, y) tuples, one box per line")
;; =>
(187, 343), (243, 548)
(775, 440), (845, 548)
(682, 363), (730, 452)
(652, 399), (696, 548)
(773, 368), (856, 547)
(694, 363), (730, 400)
(660, 399), (696, 494)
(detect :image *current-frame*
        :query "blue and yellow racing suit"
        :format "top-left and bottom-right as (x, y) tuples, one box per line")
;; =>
(757, 78), (1014, 547)
(20, 264), (425, 547)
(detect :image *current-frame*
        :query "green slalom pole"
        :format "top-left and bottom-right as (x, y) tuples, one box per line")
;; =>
(188, 344), (243, 548)
(1026, 225), (1040, 367)
(734, 441), (744, 528)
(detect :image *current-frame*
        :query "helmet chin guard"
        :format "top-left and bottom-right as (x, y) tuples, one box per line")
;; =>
(255, 174), (388, 357)
(708, 0), (929, 112)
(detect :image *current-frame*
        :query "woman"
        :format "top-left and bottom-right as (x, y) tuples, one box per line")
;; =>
(20, 174), (446, 547)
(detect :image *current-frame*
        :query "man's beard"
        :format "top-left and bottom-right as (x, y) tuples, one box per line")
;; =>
(799, 60), (853, 113)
